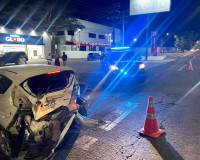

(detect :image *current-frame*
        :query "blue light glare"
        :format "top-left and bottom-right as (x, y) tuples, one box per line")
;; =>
(111, 46), (130, 50)
(120, 69), (124, 72)
(87, 0), (191, 117)
(124, 72), (127, 75)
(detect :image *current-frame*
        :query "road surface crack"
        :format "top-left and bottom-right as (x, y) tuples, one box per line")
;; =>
(117, 136), (141, 159)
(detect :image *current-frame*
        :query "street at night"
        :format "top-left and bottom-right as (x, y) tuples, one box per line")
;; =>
(0, 0), (200, 160)
(21, 51), (199, 160)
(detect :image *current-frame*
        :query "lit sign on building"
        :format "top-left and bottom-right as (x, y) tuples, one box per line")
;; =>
(5, 35), (25, 42)
(0, 33), (43, 45)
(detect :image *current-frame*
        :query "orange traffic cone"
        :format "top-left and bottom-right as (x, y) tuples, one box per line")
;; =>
(139, 96), (164, 138)
(189, 61), (193, 71)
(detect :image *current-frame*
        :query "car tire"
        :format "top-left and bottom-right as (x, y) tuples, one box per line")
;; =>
(135, 69), (147, 83)
(0, 62), (5, 66)
(136, 74), (147, 83)
(138, 76), (147, 83)
(15, 59), (20, 65)
(0, 126), (14, 160)
(78, 104), (87, 117)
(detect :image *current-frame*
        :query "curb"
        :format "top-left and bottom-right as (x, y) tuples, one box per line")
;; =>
(141, 56), (166, 61)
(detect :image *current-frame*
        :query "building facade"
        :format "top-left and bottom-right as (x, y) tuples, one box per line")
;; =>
(0, 19), (121, 59)
(56, 19), (121, 57)
(0, 27), (51, 59)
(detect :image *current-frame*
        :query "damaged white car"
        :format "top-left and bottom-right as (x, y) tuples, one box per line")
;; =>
(0, 64), (104, 159)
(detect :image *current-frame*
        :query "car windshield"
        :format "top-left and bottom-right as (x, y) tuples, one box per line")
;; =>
(27, 71), (72, 97)
(107, 51), (138, 62)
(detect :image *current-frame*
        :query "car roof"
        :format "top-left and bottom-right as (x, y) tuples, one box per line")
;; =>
(4, 51), (25, 53)
(0, 64), (75, 85)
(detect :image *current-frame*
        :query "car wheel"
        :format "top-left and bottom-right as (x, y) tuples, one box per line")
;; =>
(78, 104), (87, 117)
(0, 126), (14, 159)
(15, 60), (19, 65)
(136, 74), (147, 83)
(0, 62), (5, 66)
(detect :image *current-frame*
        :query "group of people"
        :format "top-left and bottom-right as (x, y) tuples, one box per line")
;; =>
(46, 52), (68, 66)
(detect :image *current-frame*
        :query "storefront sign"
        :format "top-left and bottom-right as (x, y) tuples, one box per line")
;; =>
(130, 0), (171, 15)
(0, 33), (43, 45)
(5, 35), (25, 42)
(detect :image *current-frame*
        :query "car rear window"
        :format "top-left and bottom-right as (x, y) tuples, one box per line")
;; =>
(0, 74), (12, 94)
(27, 71), (72, 96)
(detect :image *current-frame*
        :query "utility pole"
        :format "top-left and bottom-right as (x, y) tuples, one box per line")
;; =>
(122, 12), (125, 47)
(145, 15), (150, 61)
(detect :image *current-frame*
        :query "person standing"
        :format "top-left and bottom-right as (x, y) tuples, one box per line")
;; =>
(55, 56), (60, 66)
(46, 53), (52, 65)
(62, 52), (67, 66)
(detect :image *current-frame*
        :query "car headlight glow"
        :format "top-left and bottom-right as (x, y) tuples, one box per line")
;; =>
(139, 64), (145, 69)
(110, 65), (119, 71)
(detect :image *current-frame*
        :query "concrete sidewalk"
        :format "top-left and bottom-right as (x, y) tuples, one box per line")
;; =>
(142, 51), (194, 61)
(28, 51), (195, 63)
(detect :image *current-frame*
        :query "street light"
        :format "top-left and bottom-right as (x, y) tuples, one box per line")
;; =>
(134, 38), (137, 42)
(0, 26), (5, 32)
(16, 28), (22, 34)
(43, 31), (47, 36)
(31, 30), (36, 35)
(77, 29), (81, 50)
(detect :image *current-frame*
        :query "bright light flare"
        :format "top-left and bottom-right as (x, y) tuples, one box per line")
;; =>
(43, 31), (47, 36)
(110, 65), (119, 71)
(16, 28), (22, 34)
(31, 30), (36, 35)
(111, 46), (130, 50)
(0, 26), (5, 31)
(139, 63), (145, 69)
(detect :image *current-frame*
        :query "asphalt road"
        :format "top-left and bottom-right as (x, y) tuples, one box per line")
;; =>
(25, 53), (200, 160)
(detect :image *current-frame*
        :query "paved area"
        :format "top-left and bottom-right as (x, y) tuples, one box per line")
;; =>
(28, 51), (194, 63)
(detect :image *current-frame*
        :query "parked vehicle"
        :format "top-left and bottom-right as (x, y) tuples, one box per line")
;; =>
(87, 53), (101, 61)
(0, 64), (104, 159)
(101, 47), (147, 83)
(0, 51), (28, 66)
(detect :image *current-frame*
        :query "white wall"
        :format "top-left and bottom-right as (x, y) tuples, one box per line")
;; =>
(62, 51), (101, 59)
(56, 19), (122, 55)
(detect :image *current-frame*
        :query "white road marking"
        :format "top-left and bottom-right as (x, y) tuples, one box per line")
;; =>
(100, 102), (138, 131)
(177, 64), (187, 71)
(103, 109), (133, 131)
(74, 135), (98, 151)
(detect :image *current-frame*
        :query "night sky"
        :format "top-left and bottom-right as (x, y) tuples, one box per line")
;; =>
(68, 0), (200, 32)
(0, 0), (199, 45)
(67, 0), (200, 45)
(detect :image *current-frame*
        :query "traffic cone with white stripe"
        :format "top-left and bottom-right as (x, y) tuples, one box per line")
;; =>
(189, 61), (193, 71)
(139, 96), (164, 138)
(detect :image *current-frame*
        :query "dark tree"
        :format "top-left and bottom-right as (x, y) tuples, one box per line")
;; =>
(174, 31), (198, 51)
